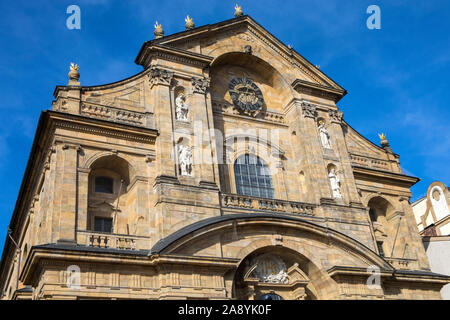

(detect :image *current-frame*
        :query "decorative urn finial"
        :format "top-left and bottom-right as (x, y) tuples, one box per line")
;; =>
(185, 15), (195, 30)
(378, 133), (390, 148)
(154, 21), (164, 39)
(234, 4), (243, 17)
(68, 62), (80, 84)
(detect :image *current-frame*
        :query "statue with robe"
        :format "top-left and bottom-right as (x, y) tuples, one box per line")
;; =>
(328, 168), (342, 198)
(178, 144), (192, 176)
(175, 93), (189, 121)
(318, 122), (332, 149)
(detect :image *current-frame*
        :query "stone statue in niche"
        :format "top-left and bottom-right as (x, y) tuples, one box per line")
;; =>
(175, 93), (189, 121)
(318, 120), (332, 149)
(328, 167), (342, 199)
(178, 144), (192, 176)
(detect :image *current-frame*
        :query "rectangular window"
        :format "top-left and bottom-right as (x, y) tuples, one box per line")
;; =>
(94, 217), (113, 233)
(95, 176), (114, 194)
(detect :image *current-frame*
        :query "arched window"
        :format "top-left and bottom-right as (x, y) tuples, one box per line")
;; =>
(234, 154), (274, 198)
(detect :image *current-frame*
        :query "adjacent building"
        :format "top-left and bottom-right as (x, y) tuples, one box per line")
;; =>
(412, 181), (450, 299)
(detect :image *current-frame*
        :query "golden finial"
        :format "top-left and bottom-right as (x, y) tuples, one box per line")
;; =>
(315, 64), (321, 69)
(154, 21), (164, 39)
(70, 62), (79, 71)
(234, 4), (243, 17)
(378, 133), (390, 148)
(68, 62), (80, 83)
(185, 15), (195, 30)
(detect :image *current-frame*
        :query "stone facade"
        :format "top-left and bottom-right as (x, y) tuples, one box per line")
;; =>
(0, 15), (449, 300)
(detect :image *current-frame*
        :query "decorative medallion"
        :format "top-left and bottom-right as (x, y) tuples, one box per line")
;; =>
(228, 78), (264, 114)
(251, 254), (289, 284)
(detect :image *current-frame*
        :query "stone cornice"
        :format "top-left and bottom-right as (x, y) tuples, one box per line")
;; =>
(292, 79), (347, 103)
(21, 245), (239, 285)
(50, 111), (158, 144)
(137, 44), (213, 69)
(352, 166), (420, 187)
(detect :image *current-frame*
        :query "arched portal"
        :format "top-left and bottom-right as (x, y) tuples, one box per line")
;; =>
(233, 246), (319, 300)
(150, 214), (393, 300)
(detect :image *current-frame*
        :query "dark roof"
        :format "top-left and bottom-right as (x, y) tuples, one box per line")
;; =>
(394, 269), (450, 278)
(16, 286), (33, 293)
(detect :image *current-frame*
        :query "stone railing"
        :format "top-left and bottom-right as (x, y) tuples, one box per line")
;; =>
(80, 102), (151, 127)
(77, 230), (151, 251)
(221, 193), (315, 216)
(212, 101), (286, 124)
(350, 154), (391, 171)
(385, 257), (418, 270)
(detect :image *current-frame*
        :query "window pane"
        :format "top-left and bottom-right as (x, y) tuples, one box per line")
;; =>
(234, 154), (274, 199)
(95, 176), (114, 194)
(94, 217), (113, 233)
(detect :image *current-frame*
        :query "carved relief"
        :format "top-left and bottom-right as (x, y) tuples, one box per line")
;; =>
(191, 76), (210, 94)
(301, 102), (317, 119)
(329, 110), (344, 123)
(149, 67), (174, 87)
(251, 254), (289, 284)
(228, 77), (264, 114)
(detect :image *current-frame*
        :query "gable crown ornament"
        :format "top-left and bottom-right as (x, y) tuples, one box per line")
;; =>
(154, 21), (164, 39)
(68, 62), (80, 84)
(234, 4), (243, 17)
(185, 15), (195, 30)
(378, 133), (389, 148)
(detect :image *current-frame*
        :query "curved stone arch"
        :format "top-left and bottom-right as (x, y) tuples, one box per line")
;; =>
(225, 133), (285, 159)
(84, 151), (135, 171)
(207, 41), (297, 88)
(209, 49), (297, 103)
(83, 151), (138, 184)
(151, 214), (393, 271)
(232, 243), (328, 299)
(362, 193), (397, 212)
(234, 226), (375, 271)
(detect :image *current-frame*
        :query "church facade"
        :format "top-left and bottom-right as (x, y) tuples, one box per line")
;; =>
(1, 13), (449, 300)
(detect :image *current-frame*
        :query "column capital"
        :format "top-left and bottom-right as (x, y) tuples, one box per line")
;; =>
(191, 76), (210, 94)
(328, 109), (344, 123)
(300, 102), (318, 119)
(149, 67), (174, 88)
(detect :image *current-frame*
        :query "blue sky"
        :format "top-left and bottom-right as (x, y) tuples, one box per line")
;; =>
(0, 1), (449, 252)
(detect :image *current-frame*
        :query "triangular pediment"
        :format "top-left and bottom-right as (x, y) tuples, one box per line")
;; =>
(135, 15), (345, 94)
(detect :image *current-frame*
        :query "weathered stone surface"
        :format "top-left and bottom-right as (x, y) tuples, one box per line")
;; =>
(0, 15), (448, 300)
